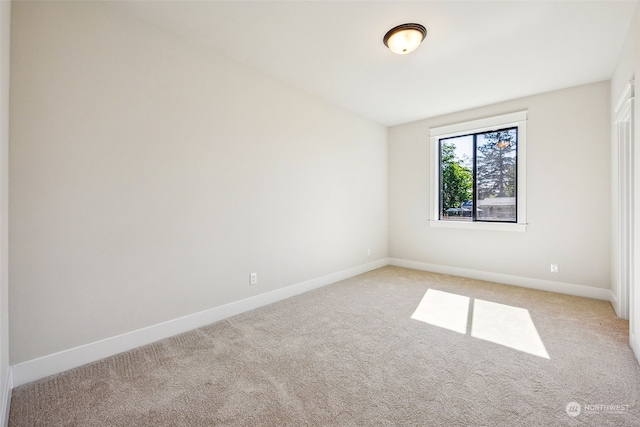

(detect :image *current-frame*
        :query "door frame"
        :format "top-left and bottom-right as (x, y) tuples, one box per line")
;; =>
(614, 80), (634, 320)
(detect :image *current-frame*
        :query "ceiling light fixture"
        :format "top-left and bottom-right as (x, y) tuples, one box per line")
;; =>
(383, 23), (427, 55)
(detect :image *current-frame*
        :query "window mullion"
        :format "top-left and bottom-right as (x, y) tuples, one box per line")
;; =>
(438, 139), (443, 220)
(472, 135), (477, 221)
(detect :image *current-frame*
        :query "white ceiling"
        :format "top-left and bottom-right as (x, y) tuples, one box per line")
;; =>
(114, 0), (638, 127)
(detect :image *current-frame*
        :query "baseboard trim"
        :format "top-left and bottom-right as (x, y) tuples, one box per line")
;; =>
(1, 369), (11, 427)
(10, 258), (617, 386)
(631, 331), (640, 367)
(389, 258), (614, 302)
(11, 258), (389, 387)
(611, 291), (621, 317)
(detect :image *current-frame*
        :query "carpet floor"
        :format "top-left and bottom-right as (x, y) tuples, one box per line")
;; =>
(8, 266), (640, 426)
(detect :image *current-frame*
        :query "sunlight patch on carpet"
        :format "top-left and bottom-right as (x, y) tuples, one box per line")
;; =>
(471, 299), (550, 359)
(411, 289), (469, 334)
(412, 289), (550, 359)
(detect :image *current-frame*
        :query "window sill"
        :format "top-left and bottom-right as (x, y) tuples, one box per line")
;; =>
(428, 220), (527, 232)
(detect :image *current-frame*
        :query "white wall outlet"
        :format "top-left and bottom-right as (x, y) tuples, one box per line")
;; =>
(367, 247), (371, 256)
(250, 273), (257, 285)
(550, 264), (559, 273)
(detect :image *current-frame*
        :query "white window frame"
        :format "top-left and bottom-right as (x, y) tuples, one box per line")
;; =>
(429, 111), (527, 232)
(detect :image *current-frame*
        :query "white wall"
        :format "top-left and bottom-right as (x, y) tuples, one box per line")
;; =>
(0, 0), (10, 420)
(389, 81), (611, 291)
(611, 1), (640, 364)
(9, 1), (388, 365)
(611, 3), (638, 103)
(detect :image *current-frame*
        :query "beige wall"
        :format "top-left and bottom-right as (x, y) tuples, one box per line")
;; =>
(1, 0), (10, 417)
(389, 81), (611, 290)
(611, 3), (638, 105)
(9, 2), (388, 364)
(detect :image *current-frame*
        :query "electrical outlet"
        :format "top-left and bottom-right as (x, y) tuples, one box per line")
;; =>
(550, 264), (559, 273)
(250, 273), (257, 285)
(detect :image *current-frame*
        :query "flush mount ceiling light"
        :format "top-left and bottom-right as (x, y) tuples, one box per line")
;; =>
(383, 23), (427, 55)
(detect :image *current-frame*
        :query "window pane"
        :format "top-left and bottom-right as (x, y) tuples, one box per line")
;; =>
(440, 136), (473, 221)
(476, 129), (517, 222)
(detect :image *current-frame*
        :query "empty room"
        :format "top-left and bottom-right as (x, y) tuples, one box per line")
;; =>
(1, 0), (639, 425)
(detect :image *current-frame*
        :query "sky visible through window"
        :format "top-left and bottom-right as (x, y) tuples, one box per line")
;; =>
(451, 133), (515, 167)
(452, 135), (473, 169)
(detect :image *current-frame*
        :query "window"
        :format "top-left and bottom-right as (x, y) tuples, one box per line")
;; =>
(440, 127), (517, 222)
(429, 111), (527, 231)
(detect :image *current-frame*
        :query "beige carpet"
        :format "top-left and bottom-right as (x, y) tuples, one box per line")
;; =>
(9, 266), (640, 426)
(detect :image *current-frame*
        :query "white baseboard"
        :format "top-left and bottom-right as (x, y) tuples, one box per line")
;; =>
(1, 369), (11, 427)
(11, 258), (389, 387)
(611, 291), (621, 317)
(389, 258), (614, 302)
(632, 331), (640, 367)
(9, 257), (619, 387)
